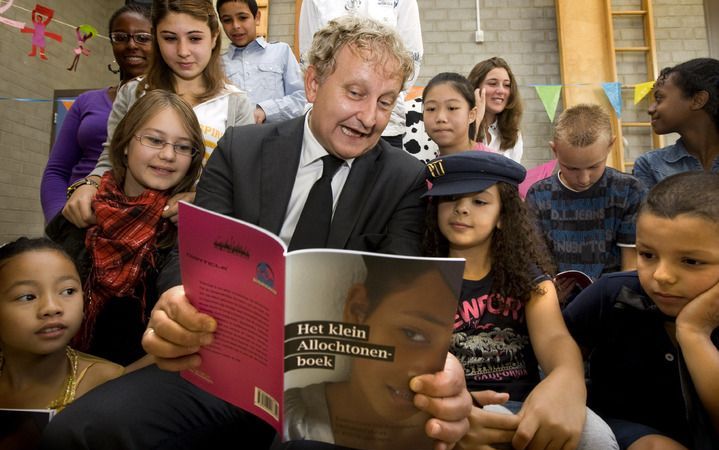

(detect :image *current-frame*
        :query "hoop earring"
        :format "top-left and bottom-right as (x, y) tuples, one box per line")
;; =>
(107, 60), (120, 74)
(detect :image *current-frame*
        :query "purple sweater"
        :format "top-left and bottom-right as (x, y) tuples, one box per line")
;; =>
(41, 88), (112, 222)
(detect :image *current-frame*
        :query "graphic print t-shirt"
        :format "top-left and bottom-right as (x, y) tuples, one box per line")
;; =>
(451, 273), (540, 401)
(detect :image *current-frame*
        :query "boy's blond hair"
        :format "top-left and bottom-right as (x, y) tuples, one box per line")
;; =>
(553, 104), (613, 148)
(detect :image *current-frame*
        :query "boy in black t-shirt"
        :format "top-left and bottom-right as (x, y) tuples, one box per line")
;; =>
(563, 171), (719, 450)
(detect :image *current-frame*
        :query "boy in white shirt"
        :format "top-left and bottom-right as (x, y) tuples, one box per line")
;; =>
(218, 0), (306, 123)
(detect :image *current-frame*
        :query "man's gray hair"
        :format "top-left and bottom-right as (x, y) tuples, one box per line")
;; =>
(304, 15), (414, 86)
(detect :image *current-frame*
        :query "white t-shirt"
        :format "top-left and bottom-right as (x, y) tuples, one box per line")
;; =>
(194, 92), (231, 164)
(298, 0), (423, 137)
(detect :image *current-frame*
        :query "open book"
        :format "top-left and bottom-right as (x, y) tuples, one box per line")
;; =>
(0, 409), (55, 450)
(177, 202), (465, 449)
(554, 269), (593, 290)
(554, 269), (594, 306)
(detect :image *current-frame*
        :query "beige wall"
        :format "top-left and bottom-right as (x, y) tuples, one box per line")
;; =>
(704, 0), (719, 59)
(269, 0), (709, 168)
(0, 0), (711, 241)
(0, 0), (123, 242)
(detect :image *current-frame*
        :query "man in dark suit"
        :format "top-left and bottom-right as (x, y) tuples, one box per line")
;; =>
(40, 16), (471, 450)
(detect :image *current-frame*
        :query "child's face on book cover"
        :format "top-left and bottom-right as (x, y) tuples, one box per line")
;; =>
(345, 270), (457, 422)
(636, 212), (719, 317)
(0, 250), (83, 355)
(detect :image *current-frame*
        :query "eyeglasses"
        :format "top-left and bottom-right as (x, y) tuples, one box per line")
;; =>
(134, 135), (199, 157)
(110, 32), (153, 45)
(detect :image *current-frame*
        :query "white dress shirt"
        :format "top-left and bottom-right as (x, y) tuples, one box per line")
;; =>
(279, 111), (354, 245)
(485, 119), (524, 163)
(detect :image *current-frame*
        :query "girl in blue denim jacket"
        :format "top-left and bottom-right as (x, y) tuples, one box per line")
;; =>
(633, 58), (719, 189)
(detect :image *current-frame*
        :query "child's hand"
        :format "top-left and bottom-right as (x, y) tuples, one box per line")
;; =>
(555, 277), (577, 305)
(473, 88), (486, 142)
(676, 278), (719, 335)
(457, 391), (519, 450)
(162, 191), (196, 224)
(513, 372), (585, 450)
(254, 106), (267, 124)
(410, 353), (472, 450)
(62, 181), (99, 228)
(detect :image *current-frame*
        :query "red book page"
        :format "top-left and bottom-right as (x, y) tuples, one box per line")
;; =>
(179, 202), (286, 431)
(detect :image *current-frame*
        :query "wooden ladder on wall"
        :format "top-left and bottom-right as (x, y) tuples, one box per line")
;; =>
(607, 0), (663, 171)
(555, 0), (662, 172)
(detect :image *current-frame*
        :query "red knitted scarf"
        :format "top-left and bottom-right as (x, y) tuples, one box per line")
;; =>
(76, 172), (170, 350)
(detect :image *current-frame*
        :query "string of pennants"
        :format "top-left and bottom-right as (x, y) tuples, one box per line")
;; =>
(3, 0), (661, 115)
(1, 0), (107, 70)
(1, 81), (659, 118)
(533, 81), (655, 122)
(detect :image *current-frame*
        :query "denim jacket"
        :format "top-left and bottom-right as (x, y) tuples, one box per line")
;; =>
(633, 138), (719, 189)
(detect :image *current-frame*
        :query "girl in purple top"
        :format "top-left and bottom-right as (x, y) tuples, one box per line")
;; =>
(40, 4), (152, 222)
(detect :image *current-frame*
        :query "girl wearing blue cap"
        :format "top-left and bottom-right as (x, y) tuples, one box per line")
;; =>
(423, 151), (617, 449)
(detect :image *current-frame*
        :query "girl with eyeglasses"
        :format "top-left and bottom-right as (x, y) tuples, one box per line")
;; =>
(40, 4), (153, 223)
(62, 0), (255, 229)
(46, 90), (204, 368)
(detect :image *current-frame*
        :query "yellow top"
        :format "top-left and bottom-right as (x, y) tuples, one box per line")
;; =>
(48, 347), (125, 412)
(0, 346), (123, 412)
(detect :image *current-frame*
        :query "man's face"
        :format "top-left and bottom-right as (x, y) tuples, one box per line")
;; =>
(305, 45), (403, 160)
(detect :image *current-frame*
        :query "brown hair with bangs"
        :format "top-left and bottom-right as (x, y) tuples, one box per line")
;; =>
(468, 57), (523, 150)
(109, 90), (203, 248)
(109, 89), (203, 198)
(141, 0), (225, 103)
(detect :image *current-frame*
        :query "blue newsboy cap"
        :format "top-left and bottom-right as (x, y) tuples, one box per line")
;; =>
(422, 151), (526, 198)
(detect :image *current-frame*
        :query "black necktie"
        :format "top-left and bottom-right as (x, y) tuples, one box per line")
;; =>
(289, 155), (344, 250)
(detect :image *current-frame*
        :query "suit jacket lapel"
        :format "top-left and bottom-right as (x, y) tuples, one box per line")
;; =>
(327, 145), (382, 248)
(259, 116), (305, 235)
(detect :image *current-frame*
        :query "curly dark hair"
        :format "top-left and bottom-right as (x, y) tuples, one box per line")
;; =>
(657, 58), (719, 131)
(423, 183), (554, 304)
(108, 3), (151, 35)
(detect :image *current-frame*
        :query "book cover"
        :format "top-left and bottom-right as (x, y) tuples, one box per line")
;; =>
(554, 269), (593, 290)
(0, 409), (56, 450)
(178, 202), (465, 449)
